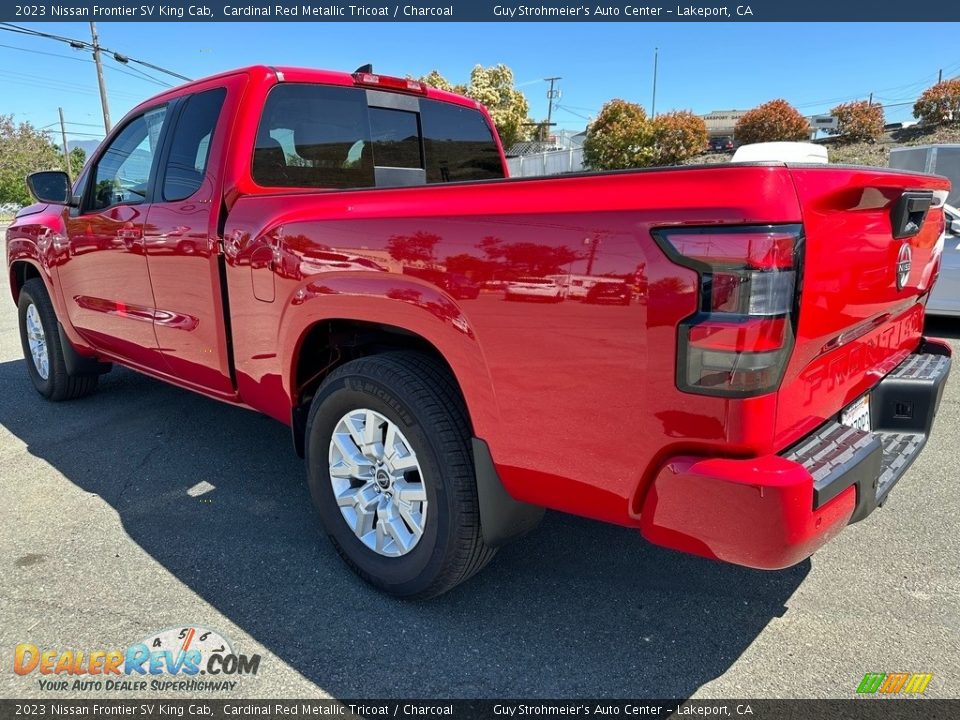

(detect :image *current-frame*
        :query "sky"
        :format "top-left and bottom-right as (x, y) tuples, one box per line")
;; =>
(2, 21), (959, 147)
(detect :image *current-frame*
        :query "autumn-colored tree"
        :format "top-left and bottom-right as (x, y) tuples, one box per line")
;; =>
(913, 79), (960, 126)
(582, 99), (656, 171)
(0, 114), (86, 206)
(734, 99), (811, 145)
(653, 111), (709, 165)
(827, 101), (885, 143)
(418, 65), (533, 149)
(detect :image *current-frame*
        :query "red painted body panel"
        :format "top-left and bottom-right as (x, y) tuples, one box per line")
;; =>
(5, 65), (952, 571)
(639, 455), (857, 569)
(774, 167), (949, 450)
(222, 165), (805, 525)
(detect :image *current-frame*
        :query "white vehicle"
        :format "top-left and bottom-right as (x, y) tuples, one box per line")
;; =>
(547, 274), (602, 300)
(732, 142), (829, 164)
(928, 204), (960, 317)
(504, 277), (564, 302)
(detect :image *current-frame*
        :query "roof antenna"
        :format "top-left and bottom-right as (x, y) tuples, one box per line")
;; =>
(354, 64), (373, 74)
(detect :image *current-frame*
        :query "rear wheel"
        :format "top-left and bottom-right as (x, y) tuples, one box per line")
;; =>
(18, 278), (99, 401)
(305, 351), (496, 598)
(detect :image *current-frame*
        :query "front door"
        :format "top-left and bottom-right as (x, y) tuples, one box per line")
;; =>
(143, 86), (235, 395)
(59, 105), (169, 369)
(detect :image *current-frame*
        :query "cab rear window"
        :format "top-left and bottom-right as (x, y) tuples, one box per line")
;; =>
(252, 83), (503, 189)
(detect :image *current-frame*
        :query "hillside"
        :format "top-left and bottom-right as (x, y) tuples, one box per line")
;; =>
(690, 124), (960, 168)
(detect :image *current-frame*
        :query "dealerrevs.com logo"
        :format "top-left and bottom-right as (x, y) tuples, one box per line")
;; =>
(14, 626), (261, 693)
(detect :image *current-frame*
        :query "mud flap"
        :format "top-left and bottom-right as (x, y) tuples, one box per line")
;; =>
(472, 437), (545, 547)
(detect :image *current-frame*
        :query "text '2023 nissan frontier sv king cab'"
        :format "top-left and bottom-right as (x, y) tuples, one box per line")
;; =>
(7, 66), (953, 598)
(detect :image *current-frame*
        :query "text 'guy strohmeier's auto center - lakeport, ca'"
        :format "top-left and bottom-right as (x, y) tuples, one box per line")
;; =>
(40, 4), (755, 19)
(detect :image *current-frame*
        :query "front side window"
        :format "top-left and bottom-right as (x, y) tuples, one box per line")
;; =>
(252, 84), (374, 189)
(162, 88), (226, 201)
(90, 106), (167, 211)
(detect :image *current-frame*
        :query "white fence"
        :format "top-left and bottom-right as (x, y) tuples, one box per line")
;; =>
(506, 148), (585, 177)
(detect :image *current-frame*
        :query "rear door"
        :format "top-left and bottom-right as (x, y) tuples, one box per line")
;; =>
(144, 83), (237, 395)
(60, 105), (169, 368)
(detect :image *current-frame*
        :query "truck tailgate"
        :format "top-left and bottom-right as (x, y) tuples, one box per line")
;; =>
(774, 166), (950, 449)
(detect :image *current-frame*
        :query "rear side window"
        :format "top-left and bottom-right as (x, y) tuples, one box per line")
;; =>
(251, 83), (504, 189)
(420, 100), (504, 183)
(252, 84), (374, 189)
(162, 87), (226, 201)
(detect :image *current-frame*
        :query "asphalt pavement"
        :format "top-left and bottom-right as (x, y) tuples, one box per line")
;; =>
(1, 280), (958, 700)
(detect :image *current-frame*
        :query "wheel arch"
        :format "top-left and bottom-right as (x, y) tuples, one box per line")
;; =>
(281, 310), (499, 453)
(9, 259), (44, 305)
(279, 284), (542, 549)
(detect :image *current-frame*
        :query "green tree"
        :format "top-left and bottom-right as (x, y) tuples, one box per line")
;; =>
(0, 114), (86, 206)
(419, 64), (533, 149)
(582, 99), (656, 171)
(69, 147), (87, 175)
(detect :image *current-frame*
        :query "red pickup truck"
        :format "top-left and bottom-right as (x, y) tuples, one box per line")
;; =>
(7, 65), (953, 598)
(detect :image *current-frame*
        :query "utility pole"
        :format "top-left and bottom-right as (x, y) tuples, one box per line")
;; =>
(89, 22), (111, 134)
(584, 236), (601, 276)
(58, 107), (72, 186)
(544, 76), (561, 143)
(651, 47), (659, 117)
(938, 68), (943, 84)
(868, 92), (873, 106)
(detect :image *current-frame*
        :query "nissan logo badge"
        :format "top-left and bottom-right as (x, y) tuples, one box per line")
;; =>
(896, 243), (912, 291)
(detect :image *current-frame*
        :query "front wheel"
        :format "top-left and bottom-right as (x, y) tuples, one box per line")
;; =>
(304, 351), (496, 598)
(18, 278), (99, 401)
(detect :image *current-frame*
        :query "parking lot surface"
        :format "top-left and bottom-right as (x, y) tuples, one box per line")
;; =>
(1, 282), (959, 700)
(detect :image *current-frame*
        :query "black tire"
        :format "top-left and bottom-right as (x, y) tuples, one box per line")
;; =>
(18, 278), (99, 401)
(305, 351), (496, 599)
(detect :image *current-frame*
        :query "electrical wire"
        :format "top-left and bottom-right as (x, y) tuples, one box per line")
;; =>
(107, 58), (172, 88)
(0, 41), (173, 90)
(0, 41), (91, 63)
(0, 22), (191, 82)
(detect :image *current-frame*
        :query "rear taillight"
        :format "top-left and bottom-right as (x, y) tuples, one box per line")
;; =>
(352, 72), (428, 95)
(654, 225), (803, 397)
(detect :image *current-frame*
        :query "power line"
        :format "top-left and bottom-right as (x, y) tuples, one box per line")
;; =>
(109, 58), (172, 88)
(0, 67), (143, 100)
(0, 41), (176, 90)
(0, 41), (91, 63)
(0, 22), (191, 82)
(554, 104), (592, 121)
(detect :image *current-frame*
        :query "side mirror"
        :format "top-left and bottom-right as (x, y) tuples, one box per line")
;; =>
(25, 171), (74, 205)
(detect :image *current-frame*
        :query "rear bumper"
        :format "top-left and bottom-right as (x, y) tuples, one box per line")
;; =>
(639, 339), (952, 570)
